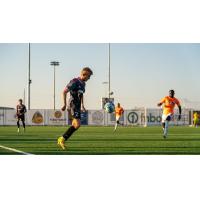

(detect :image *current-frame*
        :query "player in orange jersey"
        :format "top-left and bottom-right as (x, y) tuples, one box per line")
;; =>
(114, 103), (124, 132)
(157, 90), (181, 139)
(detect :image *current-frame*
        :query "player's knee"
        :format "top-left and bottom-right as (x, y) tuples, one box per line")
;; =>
(117, 120), (120, 124)
(72, 119), (81, 129)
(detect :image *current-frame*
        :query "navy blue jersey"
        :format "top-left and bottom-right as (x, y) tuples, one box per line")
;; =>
(64, 77), (85, 106)
(16, 104), (27, 115)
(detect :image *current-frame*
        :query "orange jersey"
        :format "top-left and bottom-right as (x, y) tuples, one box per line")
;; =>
(159, 96), (180, 115)
(115, 106), (124, 117)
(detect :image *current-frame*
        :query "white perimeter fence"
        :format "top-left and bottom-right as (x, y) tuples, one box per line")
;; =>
(0, 108), (194, 126)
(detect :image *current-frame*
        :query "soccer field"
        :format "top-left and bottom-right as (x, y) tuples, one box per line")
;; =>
(0, 126), (200, 155)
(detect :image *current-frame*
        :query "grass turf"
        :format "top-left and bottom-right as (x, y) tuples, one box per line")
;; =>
(0, 126), (200, 155)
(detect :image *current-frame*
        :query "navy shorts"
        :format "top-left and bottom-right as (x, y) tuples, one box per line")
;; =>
(68, 102), (81, 119)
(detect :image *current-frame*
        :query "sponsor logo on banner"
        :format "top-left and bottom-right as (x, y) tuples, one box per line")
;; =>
(47, 110), (67, 125)
(91, 111), (104, 124)
(128, 112), (139, 124)
(32, 111), (44, 124)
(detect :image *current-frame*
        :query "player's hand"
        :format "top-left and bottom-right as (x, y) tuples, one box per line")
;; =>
(178, 114), (181, 120)
(81, 106), (86, 112)
(157, 103), (162, 107)
(61, 105), (66, 111)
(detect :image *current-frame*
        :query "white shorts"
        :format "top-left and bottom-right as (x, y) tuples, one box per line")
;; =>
(162, 113), (174, 123)
(116, 115), (121, 121)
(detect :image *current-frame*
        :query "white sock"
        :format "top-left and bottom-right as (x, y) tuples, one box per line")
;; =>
(114, 123), (118, 131)
(164, 121), (169, 136)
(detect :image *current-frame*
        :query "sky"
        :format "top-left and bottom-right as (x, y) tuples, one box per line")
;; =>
(1, 43), (200, 109)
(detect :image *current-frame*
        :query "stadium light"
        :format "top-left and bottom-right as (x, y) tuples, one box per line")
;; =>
(102, 81), (108, 97)
(50, 61), (60, 110)
(108, 43), (111, 99)
(27, 43), (32, 110)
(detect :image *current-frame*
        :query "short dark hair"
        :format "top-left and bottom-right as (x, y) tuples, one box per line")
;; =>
(19, 99), (22, 102)
(82, 67), (93, 75)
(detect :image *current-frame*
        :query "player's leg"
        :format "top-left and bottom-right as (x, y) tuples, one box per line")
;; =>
(163, 114), (172, 138)
(21, 115), (25, 132)
(161, 114), (166, 136)
(63, 118), (80, 140)
(17, 118), (20, 133)
(114, 115), (120, 132)
(195, 119), (199, 128)
(58, 107), (81, 150)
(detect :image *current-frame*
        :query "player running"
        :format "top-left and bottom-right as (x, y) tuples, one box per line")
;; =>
(114, 103), (124, 132)
(193, 112), (199, 128)
(57, 67), (93, 150)
(16, 99), (27, 133)
(157, 90), (181, 139)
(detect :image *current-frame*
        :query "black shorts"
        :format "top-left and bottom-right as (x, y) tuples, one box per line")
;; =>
(17, 114), (25, 121)
(68, 102), (81, 119)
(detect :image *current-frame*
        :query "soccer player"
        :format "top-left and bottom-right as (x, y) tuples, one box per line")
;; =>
(193, 112), (199, 128)
(114, 103), (124, 132)
(16, 99), (27, 133)
(157, 90), (181, 139)
(57, 67), (93, 150)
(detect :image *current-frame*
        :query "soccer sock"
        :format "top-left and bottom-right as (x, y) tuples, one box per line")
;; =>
(17, 121), (20, 128)
(162, 122), (165, 131)
(164, 121), (169, 136)
(63, 126), (77, 140)
(114, 123), (118, 131)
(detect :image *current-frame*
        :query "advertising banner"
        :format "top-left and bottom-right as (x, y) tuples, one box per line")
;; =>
(146, 109), (162, 126)
(4, 110), (18, 125)
(0, 110), (4, 125)
(27, 110), (45, 125)
(46, 110), (67, 126)
(88, 110), (105, 125)
(126, 109), (146, 126)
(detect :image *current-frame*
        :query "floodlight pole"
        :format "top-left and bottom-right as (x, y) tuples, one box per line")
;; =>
(28, 43), (31, 110)
(50, 61), (60, 110)
(108, 43), (111, 99)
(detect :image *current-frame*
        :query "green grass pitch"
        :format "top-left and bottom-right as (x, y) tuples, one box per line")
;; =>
(0, 126), (200, 155)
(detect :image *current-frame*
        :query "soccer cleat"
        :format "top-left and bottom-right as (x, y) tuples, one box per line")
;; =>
(163, 135), (167, 139)
(57, 136), (66, 150)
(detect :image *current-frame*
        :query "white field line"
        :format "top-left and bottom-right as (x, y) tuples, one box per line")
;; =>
(0, 145), (34, 155)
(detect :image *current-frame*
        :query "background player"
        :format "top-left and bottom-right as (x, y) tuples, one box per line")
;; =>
(114, 103), (124, 132)
(193, 112), (199, 128)
(16, 99), (27, 133)
(57, 67), (93, 150)
(157, 90), (181, 138)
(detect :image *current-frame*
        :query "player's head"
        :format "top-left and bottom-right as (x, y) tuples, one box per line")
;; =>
(169, 90), (175, 98)
(18, 99), (23, 104)
(117, 103), (120, 107)
(80, 67), (93, 82)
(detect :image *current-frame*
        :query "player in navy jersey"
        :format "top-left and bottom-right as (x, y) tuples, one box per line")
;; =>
(16, 99), (27, 133)
(57, 67), (93, 150)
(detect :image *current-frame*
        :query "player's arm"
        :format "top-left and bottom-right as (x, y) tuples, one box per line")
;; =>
(23, 106), (27, 114)
(61, 88), (69, 111)
(81, 94), (86, 112)
(157, 98), (165, 107)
